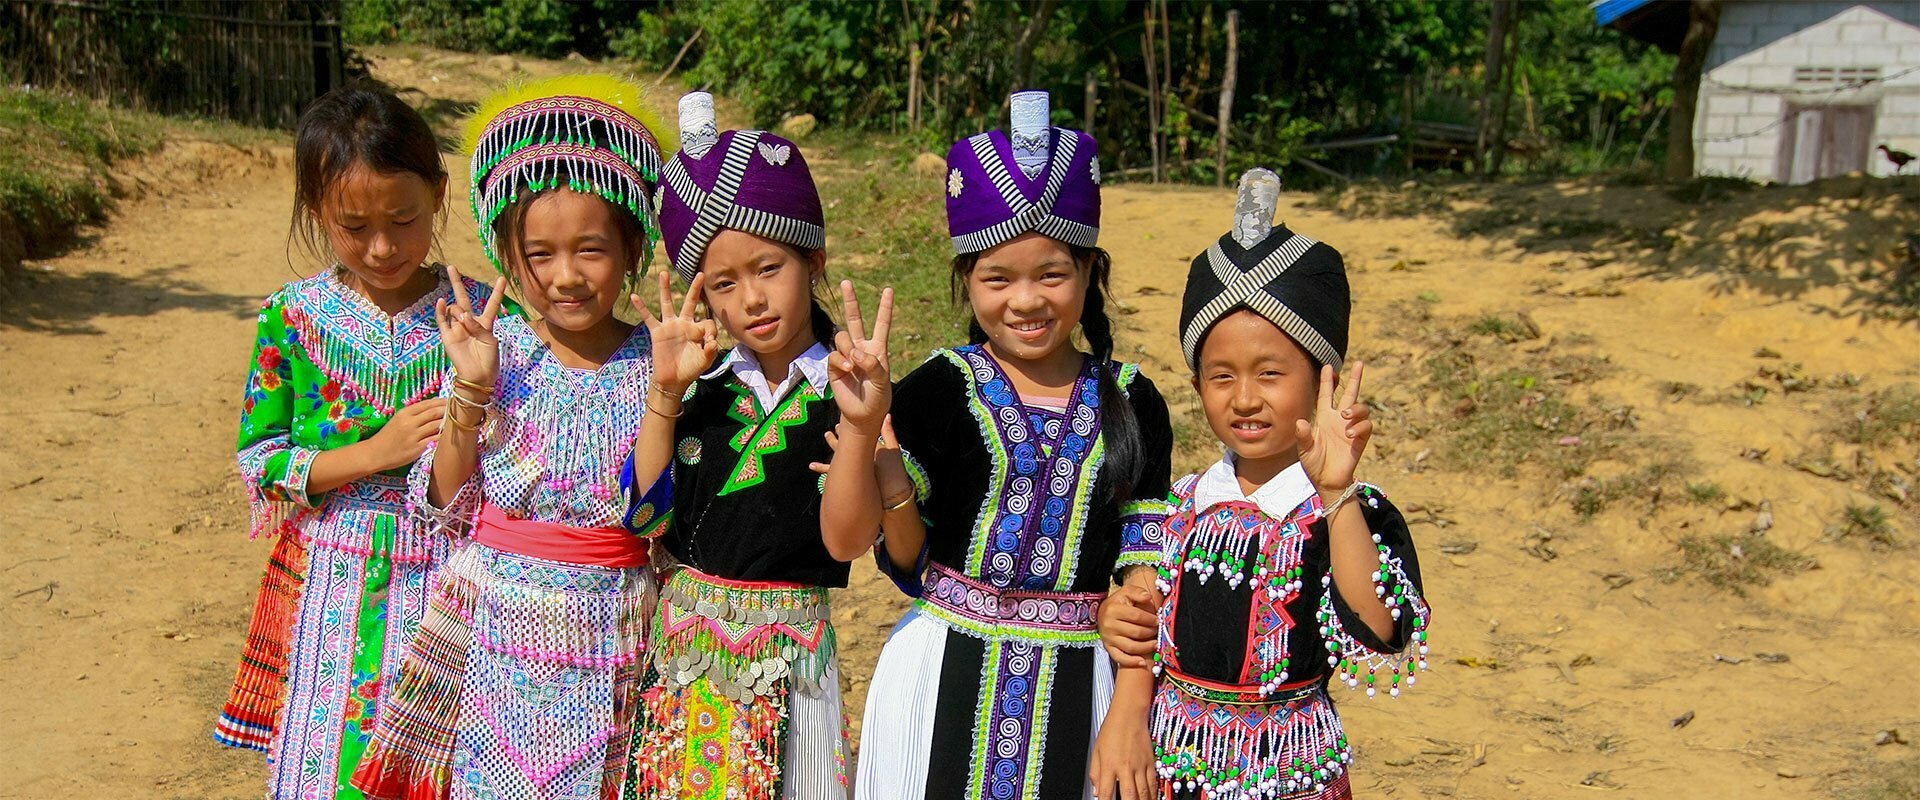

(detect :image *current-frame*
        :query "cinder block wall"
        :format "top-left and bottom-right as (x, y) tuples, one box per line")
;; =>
(1696, 2), (1920, 181)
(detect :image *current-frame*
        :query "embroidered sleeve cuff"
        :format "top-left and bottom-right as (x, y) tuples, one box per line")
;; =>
(405, 444), (481, 538)
(624, 463), (674, 539)
(1317, 485), (1430, 698)
(280, 446), (320, 508)
(874, 535), (930, 598)
(1114, 498), (1174, 573)
(899, 448), (932, 503)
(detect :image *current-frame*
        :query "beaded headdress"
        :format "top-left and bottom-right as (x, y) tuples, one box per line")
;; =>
(943, 90), (1102, 255)
(1177, 168), (1351, 371)
(657, 91), (825, 283)
(463, 75), (676, 272)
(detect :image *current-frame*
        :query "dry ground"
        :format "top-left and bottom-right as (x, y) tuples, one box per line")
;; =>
(3, 47), (1917, 799)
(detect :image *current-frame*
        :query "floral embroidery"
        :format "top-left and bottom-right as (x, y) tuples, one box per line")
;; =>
(947, 168), (964, 198)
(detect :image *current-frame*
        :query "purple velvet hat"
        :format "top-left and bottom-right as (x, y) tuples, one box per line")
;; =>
(944, 90), (1101, 255)
(658, 91), (826, 282)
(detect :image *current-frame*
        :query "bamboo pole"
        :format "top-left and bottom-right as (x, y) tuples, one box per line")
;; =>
(1143, 9), (1161, 183)
(1216, 9), (1238, 187)
(1083, 70), (1097, 131)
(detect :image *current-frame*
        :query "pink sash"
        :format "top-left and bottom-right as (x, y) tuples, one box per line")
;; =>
(471, 503), (650, 568)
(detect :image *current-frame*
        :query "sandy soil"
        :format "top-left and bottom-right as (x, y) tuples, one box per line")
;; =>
(4, 48), (1917, 799)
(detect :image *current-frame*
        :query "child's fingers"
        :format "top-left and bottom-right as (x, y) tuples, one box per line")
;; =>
(870, 287), (894, 345)
(809, 461), (829, 474)
(480, 277), (507, 324)
(1133, 769), (1155, 800)
(656, 271), (674, 320)
(1348, 418), (1374, 445)
(632, 292), (658, 326)
(1112, 600), (1159, 631)
(879, 414), (897, 447)
(839, 279), (866, 343)
(1295, 418), (1316, 453)
(1339, 360), (1366, 410)
(679, 273), (706, 320)
(1103, 643), (1144, 669)
(446, 263), (471, 310)
(1319, 363), (1338, 413)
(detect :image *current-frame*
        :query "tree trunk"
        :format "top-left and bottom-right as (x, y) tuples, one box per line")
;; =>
(1477, 0), (1512, 173)
(1084, 70), (1098, 131)
(1010, 0), (1060, 92)
(1487, 0), (1524, 176)
(1666, 0), (1724, 181)
(1144, 6), (1162, 182)
(1216, 9), (1239, 187)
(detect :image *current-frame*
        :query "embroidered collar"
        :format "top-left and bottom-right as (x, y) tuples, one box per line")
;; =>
(1193, 456), (1317, 520)
(703, 342), (831, 412)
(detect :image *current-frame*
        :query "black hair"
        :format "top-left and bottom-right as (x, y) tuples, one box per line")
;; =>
(289, 79), (447, 268)
(790, 245), (840, 347)
(950, 243), (1143, 505)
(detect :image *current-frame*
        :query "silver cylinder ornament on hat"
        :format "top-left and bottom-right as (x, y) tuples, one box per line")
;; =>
(1233, 167), (1282, 249)
(1009, 90), (1051, 179)
(678, 91), (719, 160)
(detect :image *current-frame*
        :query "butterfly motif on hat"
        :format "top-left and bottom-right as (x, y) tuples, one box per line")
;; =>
(660, 92), (827, 282)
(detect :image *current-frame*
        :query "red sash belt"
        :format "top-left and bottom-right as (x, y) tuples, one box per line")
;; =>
(471, 503), (650, 568)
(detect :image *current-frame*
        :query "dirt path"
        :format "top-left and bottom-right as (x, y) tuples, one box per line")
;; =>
(5, 51), (1918, 800)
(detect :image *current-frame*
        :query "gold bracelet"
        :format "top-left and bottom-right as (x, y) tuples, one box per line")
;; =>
(645, 398), (684, 419)
(444, 407), (479, 432)
(883, 488), (916, 512)
(450, 388), (493, 410)
(453, 375), (495, 395)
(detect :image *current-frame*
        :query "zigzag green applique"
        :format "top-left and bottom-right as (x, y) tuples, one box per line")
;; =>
(717, 378), (822, 496)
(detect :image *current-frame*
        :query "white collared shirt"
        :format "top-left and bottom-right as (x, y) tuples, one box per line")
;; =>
(1191, 455), (1318, 519)
(702, 342), (833, 412)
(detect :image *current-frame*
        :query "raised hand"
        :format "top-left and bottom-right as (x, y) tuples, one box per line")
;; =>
(635, 271), (719, 395)
(435, 263), (509, 388)
(828, 280), (894, 436)
(1294, 361), (1373, 494)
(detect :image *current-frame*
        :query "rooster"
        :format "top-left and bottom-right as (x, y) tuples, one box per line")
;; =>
(1880, 143), (1915, 173)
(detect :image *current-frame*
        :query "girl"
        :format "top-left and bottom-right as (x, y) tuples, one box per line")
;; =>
(350, 75), (675, 800)
(842, 90), (1175, 800)
(620, 91), (885, 800)
(1096, 169), (1432, 800)
(219, 81), (501, 800)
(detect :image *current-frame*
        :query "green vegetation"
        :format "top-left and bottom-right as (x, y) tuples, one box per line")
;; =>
(1838, 503), (1898, 548)
(1571, 461), (1683, 518)
(1671, 532), (1816, 596)
(1829, 384), (1920, 446)
(0, 88), (158, 277)
(1684, 481), (1724, 505)
(805, 132), (964, 363)
(0, 87), (273, 280)
(341, 0), (1675, 184)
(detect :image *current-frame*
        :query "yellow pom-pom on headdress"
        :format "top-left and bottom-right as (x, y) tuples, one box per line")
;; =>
(465, 74), (677, 272)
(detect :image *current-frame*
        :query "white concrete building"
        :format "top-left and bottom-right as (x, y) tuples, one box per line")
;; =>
(1694, 2), (1920, 183)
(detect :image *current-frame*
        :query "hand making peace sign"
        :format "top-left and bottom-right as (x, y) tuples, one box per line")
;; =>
(435, 263), (510, 388)
(634, 271), (720, 395)
(1294, 361), (1373, 494)
(828, 280), (895, 436)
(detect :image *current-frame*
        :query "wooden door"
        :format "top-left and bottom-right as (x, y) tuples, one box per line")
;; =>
(1777, 104), (1876, 183)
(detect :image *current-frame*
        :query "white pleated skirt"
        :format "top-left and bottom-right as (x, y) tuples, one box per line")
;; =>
(853, 607), (1114, 800)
